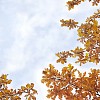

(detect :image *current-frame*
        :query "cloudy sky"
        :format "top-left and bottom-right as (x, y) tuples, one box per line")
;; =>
(0, 0), (100, 100)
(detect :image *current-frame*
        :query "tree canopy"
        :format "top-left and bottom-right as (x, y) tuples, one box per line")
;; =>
(0, 0), (100, 100)
(42, 0), (100, 100)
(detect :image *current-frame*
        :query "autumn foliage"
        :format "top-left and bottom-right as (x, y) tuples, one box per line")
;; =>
(0, 74), (37, 100)
(42, 64), (100, 100)
(0, 0), (100, 100)
(41, 0), (100, 100)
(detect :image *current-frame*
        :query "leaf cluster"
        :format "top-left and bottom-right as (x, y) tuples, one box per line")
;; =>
(42, 64), (100, 100)
(41, 0), (100, 100)
(67, 0), (100, 10)
(57, 9), (100, 65)
(0, 74), (37, 100)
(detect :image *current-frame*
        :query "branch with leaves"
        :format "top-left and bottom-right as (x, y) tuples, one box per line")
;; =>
(57, 9), (100, 65)
(0, 74), (37, 100)
(66, 0), (100, 10)
(42, 64), (100, 100)
(41, 0), (100, 100)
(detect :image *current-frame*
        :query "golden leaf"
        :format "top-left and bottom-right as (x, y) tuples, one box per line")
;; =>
(21, 86), (26, 90)
(7, 80), (12, 84)
(26, 84), (31, 88)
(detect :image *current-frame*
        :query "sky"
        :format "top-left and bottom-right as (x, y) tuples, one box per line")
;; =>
(0, 0), (100, 100)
